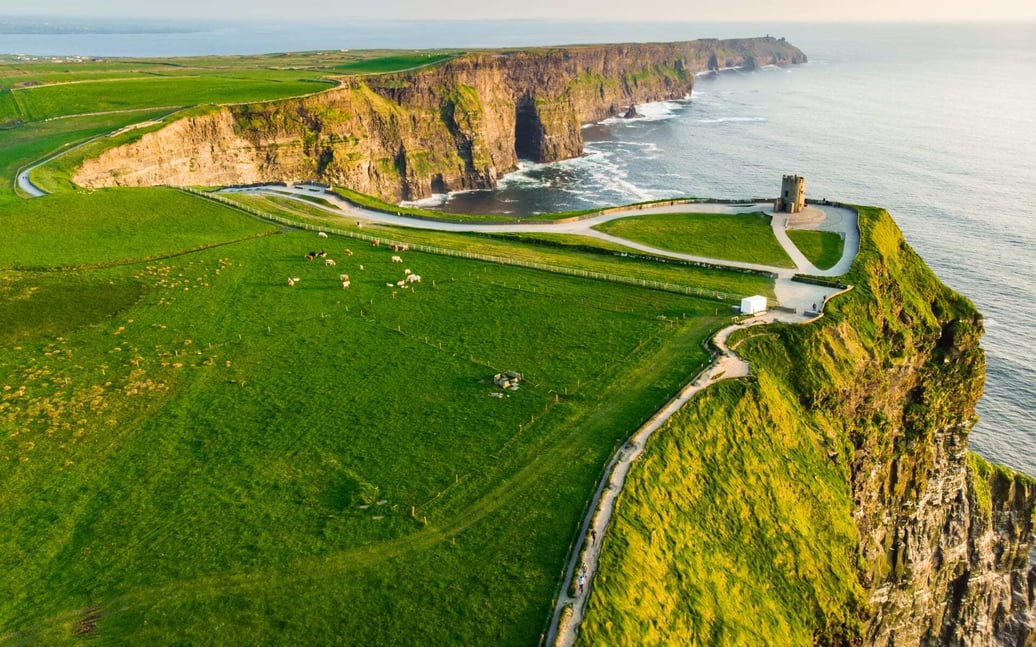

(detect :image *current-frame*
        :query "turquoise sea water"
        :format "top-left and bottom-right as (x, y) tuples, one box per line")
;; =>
(4, 20), (1034, 475)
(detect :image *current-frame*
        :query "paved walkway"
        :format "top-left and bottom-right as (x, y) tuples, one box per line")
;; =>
(544, 309), (818, 647)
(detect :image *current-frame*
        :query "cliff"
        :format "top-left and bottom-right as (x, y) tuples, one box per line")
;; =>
(578, 206), (1036, 645)
(72, 38), (806, 201)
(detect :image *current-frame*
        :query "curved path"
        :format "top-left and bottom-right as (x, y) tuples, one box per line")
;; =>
(543, 308), (818, 647)
(234, 185), (858, 313)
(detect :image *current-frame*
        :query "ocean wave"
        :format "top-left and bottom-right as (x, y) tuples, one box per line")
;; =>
(400, 192), (450, 208)
(597, 99), (688, 125)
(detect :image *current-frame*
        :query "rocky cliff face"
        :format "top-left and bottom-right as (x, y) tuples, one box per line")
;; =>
(576, 206), (1035, 645)
(799, 209), (1036, 645)
(849, 319), (1036, 645)
(73, 38), (806, 201)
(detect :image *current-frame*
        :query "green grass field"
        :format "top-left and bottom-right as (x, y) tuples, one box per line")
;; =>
(593, 211), (796, 268)
(0, 183), (730, 643)
(787, 229), (845, 271)
(1, 75), (332, 122)
(0, 47), (882, 646)
(330, 53), (458, 74)
(0, 50), (463, 124)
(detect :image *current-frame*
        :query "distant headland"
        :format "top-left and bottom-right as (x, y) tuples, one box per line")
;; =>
(72, 37), (806, 201)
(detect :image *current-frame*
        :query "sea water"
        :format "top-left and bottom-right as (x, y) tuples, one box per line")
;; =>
(440, 23), (1036, 476)
(3, 19), (1033, 475)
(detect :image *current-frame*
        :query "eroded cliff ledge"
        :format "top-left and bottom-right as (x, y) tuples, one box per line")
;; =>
(72, 37), (805, 201)
(577, 206), (1036, 646)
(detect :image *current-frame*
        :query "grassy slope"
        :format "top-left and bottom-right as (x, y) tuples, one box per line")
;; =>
(593, 212), (795, 268)
(0, 185), (730, 644)
(330, 53), (457, 74)
(0, 188), (277, 268)
(787, 229), (844, 271)
(2, 75), (331, 122)
(0, 110), (180, 200)
(580, 206), (989, 645)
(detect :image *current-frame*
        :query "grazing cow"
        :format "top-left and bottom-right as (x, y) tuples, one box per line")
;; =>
(386, 283), (395, 288)
(305, 252), (316, 261)
(396, 279), (407, 287)
(403, 269), (412, 275)
(339, 274), (349, 282)
(344, 249), (353, 256)
(400, 243), (409, 252)
(318, 231), (328, 238)
(372, 239), (380, 247)
(317, 251), (327, 258)
(406, 274), (421, 284)
(391, 255), (403, 263)
(325, 258), (336, 266)
(358, 264), (364, 270)
(341, 281), (351, 289)
(288, 277), (299, 287)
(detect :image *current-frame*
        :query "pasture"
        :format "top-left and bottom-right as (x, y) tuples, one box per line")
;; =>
(593, 211), (796, 268)
(787, 229), (845, 271)
(0, 50), (462, 124)
(230, 193), (777, 299)
(330, 53), (458, 74)
(0, 190), (727, 644)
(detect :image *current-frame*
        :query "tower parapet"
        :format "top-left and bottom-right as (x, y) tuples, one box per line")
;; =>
(775, 174), (806, 213)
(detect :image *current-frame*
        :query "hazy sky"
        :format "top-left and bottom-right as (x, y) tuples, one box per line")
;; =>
(5, 0), (1034, 23)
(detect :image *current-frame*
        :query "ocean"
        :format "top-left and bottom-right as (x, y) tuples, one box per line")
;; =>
(3, 20), (1033, 475)
(434, 23), (1036, 477)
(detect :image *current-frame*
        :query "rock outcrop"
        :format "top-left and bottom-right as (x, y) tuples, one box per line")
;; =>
(73, 37), (806, 201)
(577, 206), (1036, 645)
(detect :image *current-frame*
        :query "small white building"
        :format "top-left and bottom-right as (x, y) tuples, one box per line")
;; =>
(740, 295), (768, 315)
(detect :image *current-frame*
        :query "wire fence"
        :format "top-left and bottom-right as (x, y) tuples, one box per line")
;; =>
(180, 187), (746, 303)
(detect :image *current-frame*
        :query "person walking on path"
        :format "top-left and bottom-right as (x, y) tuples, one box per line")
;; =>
(590, 529), (597, 545)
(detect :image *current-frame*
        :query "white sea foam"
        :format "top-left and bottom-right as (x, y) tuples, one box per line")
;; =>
(400, 192), (450, 208)
(597, 99), (687, 126)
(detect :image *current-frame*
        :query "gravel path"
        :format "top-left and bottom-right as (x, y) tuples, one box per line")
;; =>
(543, 308), (819, 647)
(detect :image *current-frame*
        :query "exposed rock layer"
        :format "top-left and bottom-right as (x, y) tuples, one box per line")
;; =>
(73, 38), (806, 200)
(576, 207), (1036, 645)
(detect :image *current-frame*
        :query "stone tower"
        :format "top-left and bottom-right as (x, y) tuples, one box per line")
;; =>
(775, 174), (806, 213)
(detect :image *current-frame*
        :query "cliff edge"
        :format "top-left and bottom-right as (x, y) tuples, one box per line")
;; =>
(577, 206), (1036, 645)
(72, 38), (806, 201)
